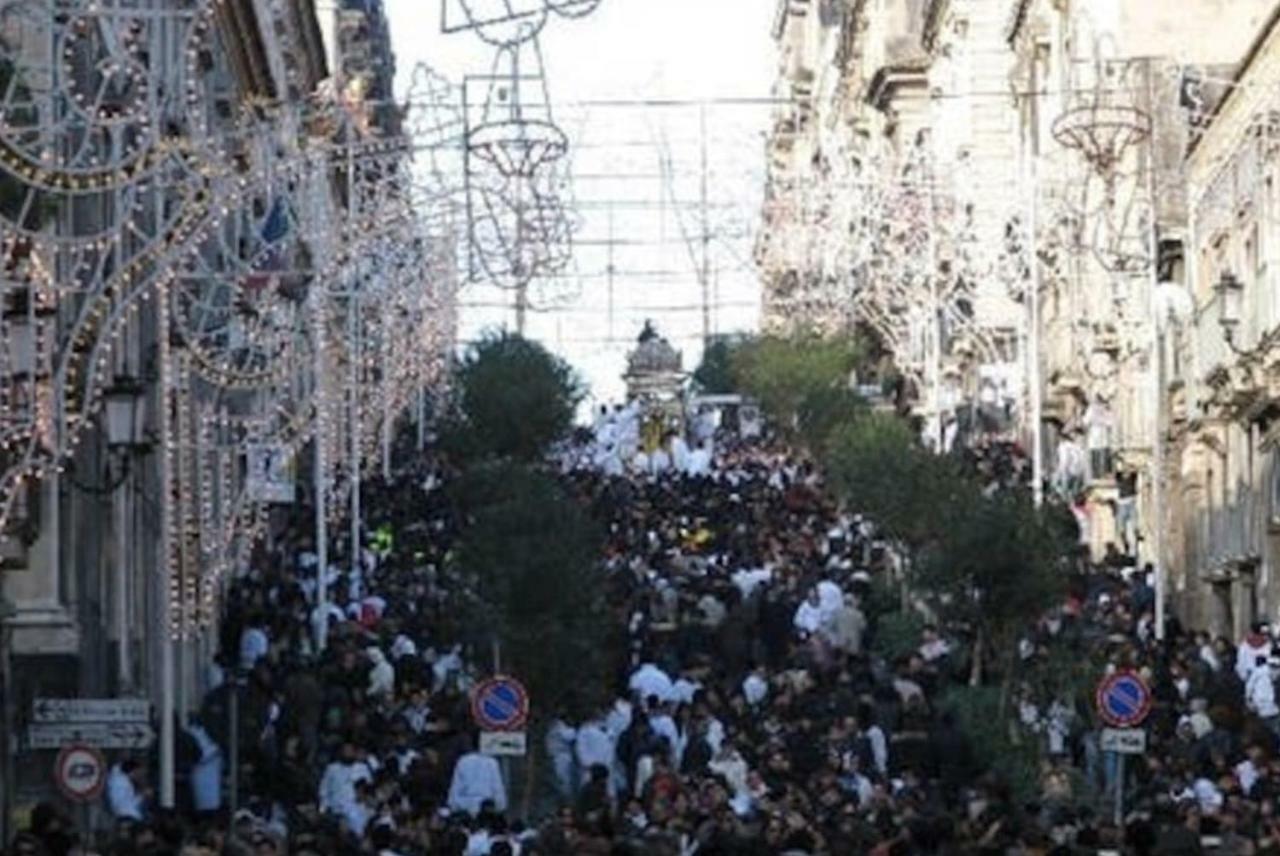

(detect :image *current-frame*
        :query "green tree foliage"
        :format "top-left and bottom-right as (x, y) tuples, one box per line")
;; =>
(452, 465), (611, 723)
(691, 337), (737, 395)
(730, 333), (869, 448)
(822, 412), (975, 552)
(920, 490), (1069, 683)
(445, 331), (583, 463)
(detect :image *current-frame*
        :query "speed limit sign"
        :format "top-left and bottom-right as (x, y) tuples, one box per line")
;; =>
(54, 744), (107, 803)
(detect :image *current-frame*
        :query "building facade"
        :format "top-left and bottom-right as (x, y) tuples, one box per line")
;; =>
(0, 0), (451, 825)
(757, 0), (1280, 635)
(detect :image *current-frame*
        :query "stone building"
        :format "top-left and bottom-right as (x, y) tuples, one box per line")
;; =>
(1172, 5), (1280, 637)
(757, 0), (1280, 633)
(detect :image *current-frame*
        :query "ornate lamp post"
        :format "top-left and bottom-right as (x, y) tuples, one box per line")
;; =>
(1216, 270), (1246, 352)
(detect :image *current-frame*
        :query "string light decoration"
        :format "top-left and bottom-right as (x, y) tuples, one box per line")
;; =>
(0, 0), (465, 635)
(464, 37), (574, 297)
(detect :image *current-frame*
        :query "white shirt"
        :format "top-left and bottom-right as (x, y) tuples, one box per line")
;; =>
(105, 765), (144, 820)
(318, 761), (372, 815)
(447, 752), (507, 816)
(629, 664), (675, 704)
(742, 673), (768, 706)
(574, 721), (616, 784)
(1238, 638), (1272, 682)
(239, 626), (269, 671)
(1247, 668), (1279, 718)
(794, 600), (823, 635)
(1236, 759), (1260, 796)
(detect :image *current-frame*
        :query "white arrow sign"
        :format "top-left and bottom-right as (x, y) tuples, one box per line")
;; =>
(27, 722), (156, 750)
(33, 698), (151, 724)
(479, 731), (527, 757)
(1100, 727), (1147, 755)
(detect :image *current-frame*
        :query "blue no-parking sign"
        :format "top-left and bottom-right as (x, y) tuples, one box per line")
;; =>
(1095, 671), (1152, 728)
(471, 676), (530, 732)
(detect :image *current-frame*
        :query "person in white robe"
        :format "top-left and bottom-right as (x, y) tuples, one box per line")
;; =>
(447, 750), (507, 816)
(186, 717), (223, 813)
(545, 718), (578, 798)
(628, 663), (675, 704)
(793, 588), (825, 636)
(318, 743), (372, 818)
(366, 647), (395, 699)
(574, 717), (617, 795)
(105, 760), (146, 821)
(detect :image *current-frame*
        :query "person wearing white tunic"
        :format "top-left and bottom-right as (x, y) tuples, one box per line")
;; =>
(447, 750), (507, 816)
(793, 588), (825, 636)
(742, 668), (768, 706)
(574, 718), (616, 794)
(671, 435), (691, 474)
(318, 744), (372, 817)
(238, 620), (269, 672)
(545, 718), (578, 798)
(628, 663), (675, 704)
(186, 718), (223, 814)
(365, 647), (395, 699)
(105, 760), (146, 821)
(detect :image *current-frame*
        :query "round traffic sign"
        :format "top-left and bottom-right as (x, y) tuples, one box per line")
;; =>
(471, 676), (530, 732)
(54, 744), (106, 803)
(1096, 671), (1152, 728)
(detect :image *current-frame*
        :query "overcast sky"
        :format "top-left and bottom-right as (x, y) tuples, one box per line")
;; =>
(383, 0), (778, 403)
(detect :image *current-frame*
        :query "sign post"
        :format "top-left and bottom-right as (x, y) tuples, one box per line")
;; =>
(471, 675), (530, 756)
(1095, 672), (1152, 827)
(54, 743), (106, 847)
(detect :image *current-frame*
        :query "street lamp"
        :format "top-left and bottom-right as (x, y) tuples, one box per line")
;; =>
(104, 376), (149, 451)
(1216, 270), (1246, 351)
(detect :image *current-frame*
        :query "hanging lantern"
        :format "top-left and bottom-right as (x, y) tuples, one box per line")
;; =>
(104, 376), (148, 450)
(1216, 271), (1244, 342)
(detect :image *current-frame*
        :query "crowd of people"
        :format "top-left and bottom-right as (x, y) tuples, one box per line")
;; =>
(12, 406), (1280, 856)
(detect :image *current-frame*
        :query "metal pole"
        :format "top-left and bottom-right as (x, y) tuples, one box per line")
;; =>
(699, 102), (711, 346)
(1145, 62), (1166, 641)
(228, 671), (239, 823)
(0, 616), (13, 845)
(1114, 752), (1125, 827)
(157, 296), (176, 809)
(349, 294), (361, 575)
(116, 477), (131, 690)
(925, 163), (943, 451)
(1027, 153), (1045, 507)
(313, 295), (330, 653)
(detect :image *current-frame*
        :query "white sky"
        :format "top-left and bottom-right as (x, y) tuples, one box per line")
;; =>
(383, 0), (779, 403)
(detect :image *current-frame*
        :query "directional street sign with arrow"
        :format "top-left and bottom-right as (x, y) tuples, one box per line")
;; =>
(26, 721), (156, 750)
(32, 698), (151, 724)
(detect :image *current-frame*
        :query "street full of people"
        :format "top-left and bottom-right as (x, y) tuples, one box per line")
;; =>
(14, 411), (1280, 855)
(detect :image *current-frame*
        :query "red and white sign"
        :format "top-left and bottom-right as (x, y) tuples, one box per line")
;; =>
(1096, 671), (1153, 729)
(54, 744), (106, 803)
(470, 676), (530, 732)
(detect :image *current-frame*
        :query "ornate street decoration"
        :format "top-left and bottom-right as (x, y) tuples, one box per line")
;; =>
(0, 0), (464, 632)
(442, 0), (604, 45)
(463, 37), (573, 291)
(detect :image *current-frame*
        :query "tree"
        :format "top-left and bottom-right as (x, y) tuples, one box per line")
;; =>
(927, 492), (1068, 683)
(822, 412), (974, 554)
(730, 333), (869, 448)
(451, 464), (613, 811)
(445, 331), (583, 463)
(691, 337), (738, 394)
